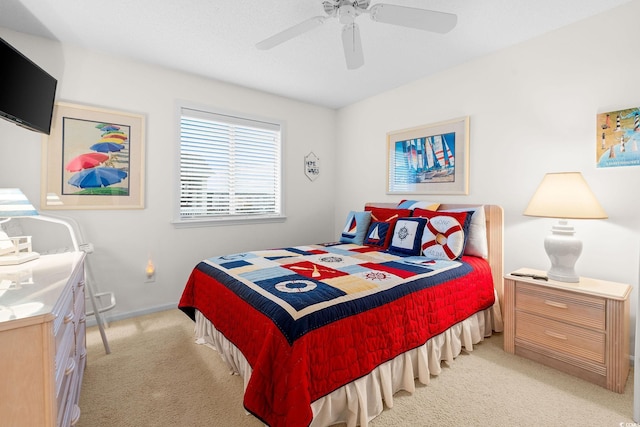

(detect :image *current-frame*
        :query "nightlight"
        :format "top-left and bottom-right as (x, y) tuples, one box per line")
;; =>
(523, 172), (607, 282)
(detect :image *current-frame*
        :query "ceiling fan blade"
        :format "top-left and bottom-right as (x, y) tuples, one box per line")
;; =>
(342, 23), (364, 70)
(256, 16), (327, 50)
(368, 4), (457, 33)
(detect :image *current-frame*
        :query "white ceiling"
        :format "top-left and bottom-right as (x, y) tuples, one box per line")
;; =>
(0, 0), (632, 109)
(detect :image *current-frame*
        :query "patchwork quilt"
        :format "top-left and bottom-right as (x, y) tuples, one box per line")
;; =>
(179, 243), (495, 427)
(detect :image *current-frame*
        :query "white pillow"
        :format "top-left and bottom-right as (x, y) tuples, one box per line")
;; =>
(439, 206), (488, 258)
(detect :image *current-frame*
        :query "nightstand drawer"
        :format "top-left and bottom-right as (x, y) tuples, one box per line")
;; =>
(515, 283), (605, 330)
(516, 311), (605, 364)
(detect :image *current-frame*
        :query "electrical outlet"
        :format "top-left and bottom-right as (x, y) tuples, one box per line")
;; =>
(145, 271), (156, 283)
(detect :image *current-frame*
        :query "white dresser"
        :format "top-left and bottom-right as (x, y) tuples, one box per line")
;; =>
(0, 252), (87, 427)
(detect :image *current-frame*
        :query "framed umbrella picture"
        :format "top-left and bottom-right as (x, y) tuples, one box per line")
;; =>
(41, 102), (145, 209)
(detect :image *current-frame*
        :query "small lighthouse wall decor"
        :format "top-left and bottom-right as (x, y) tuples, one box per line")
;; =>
(596, 107), (640, 168)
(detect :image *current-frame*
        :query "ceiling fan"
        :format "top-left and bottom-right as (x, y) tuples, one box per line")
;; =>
(256, 0), (457, 70)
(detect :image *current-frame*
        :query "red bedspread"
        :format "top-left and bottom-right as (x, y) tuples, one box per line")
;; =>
(179, 254), (494, 426)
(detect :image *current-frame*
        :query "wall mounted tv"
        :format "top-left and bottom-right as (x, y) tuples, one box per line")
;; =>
(0, 37), (57, 135)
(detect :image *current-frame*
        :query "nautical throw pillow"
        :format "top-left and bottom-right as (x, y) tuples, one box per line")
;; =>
(413, 209), (472, 260)
(339, 211), (372, 245)
(363, 207), (411, 248)
(363, 221), (390, 248)
(439, 206), (488, 258)
(387, 217), (427, 256)
(421, 215), (465, 260)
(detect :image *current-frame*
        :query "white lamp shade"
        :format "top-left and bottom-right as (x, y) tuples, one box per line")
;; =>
(523, 172), (607, 219)
(0, 188), (39, 217)
(523, 172), (607, 282)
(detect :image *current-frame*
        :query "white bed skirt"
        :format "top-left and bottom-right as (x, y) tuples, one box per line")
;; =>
(193, 296), (503, 427)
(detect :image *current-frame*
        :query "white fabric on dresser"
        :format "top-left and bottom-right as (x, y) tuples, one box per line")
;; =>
(193, 299), (500, 427)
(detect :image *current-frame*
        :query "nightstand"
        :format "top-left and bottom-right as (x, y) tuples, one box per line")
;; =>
(504, 267), (631, 393)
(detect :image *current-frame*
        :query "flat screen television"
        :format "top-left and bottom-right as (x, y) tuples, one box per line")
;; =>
(0, 37), (57, 135)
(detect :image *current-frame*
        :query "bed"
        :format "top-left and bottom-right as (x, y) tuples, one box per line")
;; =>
(179, 202), (504, 427)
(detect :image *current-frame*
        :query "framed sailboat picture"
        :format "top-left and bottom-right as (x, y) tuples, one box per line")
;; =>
(387, 117), (469, 195)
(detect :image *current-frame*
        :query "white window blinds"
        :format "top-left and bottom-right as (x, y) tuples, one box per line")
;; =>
(179, 107), (282, 221)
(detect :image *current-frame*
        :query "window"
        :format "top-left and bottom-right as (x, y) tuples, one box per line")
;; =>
(178, 106), (283, 224)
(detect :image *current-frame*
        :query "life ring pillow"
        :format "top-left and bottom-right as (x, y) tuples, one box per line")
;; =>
(421, 215), (465, 260)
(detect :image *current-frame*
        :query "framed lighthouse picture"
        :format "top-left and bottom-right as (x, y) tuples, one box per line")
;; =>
(596, 107), (640, 168)
(387, 117), (469, 195)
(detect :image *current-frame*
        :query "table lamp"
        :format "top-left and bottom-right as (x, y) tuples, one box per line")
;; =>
(0, 188), (40, 265)
(523, 172), (607, 282)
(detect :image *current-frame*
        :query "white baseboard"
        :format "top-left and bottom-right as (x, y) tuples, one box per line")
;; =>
(85, 302), (178, 327)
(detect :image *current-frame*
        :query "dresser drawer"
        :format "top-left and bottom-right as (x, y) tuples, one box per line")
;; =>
(73, 281), (85, 319)
(77, 315), (87, 355)
(515, 283), (605, 330)
(53, 283), (75, 345)
(55, 319), (76, 398)
(516, 311), (605, 364)
(62, 361), (83, 427)
(56, 356), (77, 427)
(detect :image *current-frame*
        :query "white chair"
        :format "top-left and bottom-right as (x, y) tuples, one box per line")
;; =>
(1, 214), (115, 354)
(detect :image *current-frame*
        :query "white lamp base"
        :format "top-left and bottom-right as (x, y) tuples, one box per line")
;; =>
(544, 219), (581, 283)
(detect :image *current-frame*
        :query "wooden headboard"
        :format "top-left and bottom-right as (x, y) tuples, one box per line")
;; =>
(364, 203), (504, 308)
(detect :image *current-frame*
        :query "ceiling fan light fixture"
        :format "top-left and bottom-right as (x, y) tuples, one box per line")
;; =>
(324, 0), (371, 17)
(323, 1), (340, 16)
(338, 5), (357, 24)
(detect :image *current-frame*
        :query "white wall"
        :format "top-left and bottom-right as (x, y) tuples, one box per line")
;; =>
(335, 1), (640, 344)
(0, 29), (337, 320)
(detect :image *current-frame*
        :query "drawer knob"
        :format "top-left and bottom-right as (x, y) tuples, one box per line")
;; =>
(70, 404), (81, 426)
(65, 358), (76, 376)
(64, 312), (75, 324)
(544, 300), (568, 309)
(545, 330), (568, 340)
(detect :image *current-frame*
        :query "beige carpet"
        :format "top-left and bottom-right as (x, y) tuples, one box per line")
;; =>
(78, 309), (635, 427)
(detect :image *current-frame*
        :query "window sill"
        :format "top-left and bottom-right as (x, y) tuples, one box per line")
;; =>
(171, 215), (287, 228)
